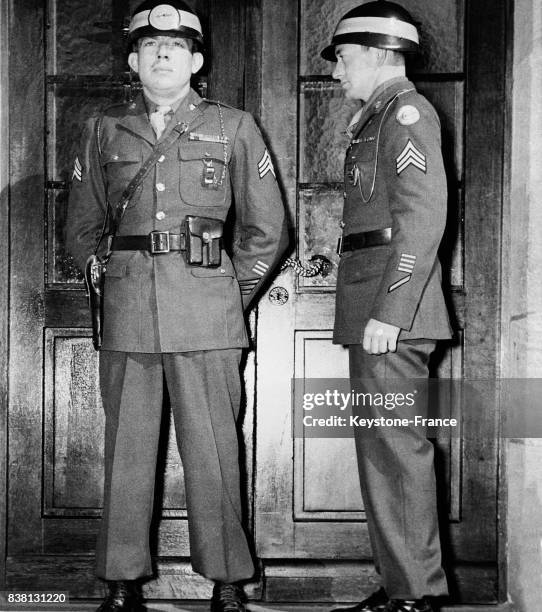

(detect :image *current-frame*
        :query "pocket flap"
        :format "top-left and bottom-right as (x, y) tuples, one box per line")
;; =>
(179, 142), (227, 163)
(103, 150), (141, 164)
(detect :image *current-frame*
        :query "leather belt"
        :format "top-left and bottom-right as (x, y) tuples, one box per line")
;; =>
(337, 227), (392, 255)
(110, 231), (186, 254)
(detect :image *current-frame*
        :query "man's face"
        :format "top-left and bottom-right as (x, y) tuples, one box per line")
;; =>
(128, 35), (203, 99)
(332, 44), (380, 102)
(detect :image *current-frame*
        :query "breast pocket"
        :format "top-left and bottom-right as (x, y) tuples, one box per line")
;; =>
(178, 142), (228, 207)
(103, 146), (142, 208)
(344, 142), (377, 201)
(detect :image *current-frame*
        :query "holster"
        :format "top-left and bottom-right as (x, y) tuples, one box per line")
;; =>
(184, 215), (223, 267)
(84, 254), (106, 351)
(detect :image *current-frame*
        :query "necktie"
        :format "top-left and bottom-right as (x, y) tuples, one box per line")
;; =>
(149, 105), (172, 140)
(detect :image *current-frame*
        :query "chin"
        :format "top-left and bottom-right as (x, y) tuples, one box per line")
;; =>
(150, 79), (178, 91)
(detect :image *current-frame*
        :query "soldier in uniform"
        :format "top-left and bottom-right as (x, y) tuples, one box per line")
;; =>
(320, 3), (453, 612)
(66, 1), (287, 611)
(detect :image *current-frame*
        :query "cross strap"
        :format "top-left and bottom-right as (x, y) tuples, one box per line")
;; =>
(109, 120), (189, 238)
(91, 110), (200, 257)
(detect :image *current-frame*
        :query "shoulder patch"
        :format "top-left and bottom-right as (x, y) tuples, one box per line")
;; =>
(396, 105), (420, 126)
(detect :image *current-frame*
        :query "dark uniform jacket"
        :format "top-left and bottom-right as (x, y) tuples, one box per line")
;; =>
(334, 77), (452, 345)
(67, 89), (288, 353)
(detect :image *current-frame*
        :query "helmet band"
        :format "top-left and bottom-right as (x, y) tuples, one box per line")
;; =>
(129, 7), (202, 37)
(334, 16), (419, 44)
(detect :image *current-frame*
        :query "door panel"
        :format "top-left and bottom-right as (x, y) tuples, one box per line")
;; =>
(43, 329), (103, 518)
(293, 332), (360, 519)
(6, 0), (249, 598)
(255, 0), (503, 604)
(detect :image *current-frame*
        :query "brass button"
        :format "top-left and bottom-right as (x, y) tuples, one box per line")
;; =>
(158, 155), (165, 163)
(156, 182), (165, 192)
(155, 211), (166, 220)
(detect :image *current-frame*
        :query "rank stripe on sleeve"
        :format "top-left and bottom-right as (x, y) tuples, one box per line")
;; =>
(397, 253), (416, 273)
(252, 260), (269, 276)
(388, 274), (412, 293)
(239, 279), (259, 291)
(396, 140), (426, 174)
(258, 149), (276, 179)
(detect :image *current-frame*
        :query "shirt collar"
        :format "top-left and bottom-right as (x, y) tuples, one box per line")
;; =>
(144, 91), (188, 117)
(363, 76), (410, 114)
(346, 76), (413, 137)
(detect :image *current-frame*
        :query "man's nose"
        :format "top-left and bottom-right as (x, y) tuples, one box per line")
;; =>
(332, 60), (343, 80)
(157, 43), (170, 59)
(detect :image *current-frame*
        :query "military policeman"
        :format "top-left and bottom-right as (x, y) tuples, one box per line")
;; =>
(321, 2), (452, 612)
(66, 1), (287, 610)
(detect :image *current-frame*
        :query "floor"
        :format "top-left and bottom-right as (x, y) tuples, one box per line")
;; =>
(0, 601), (512, 612)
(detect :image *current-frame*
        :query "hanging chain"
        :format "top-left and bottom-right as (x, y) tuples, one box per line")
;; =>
(280, 255), (331, 278)
(213, 102), (228, 188)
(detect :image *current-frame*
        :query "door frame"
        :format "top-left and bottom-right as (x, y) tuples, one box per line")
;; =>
(0, 0), (10, 590)
(465, 1), (511, 601)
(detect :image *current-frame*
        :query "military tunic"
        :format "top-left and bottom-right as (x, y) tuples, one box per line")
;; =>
(67, 89), (288, 352)
(334, 76), (452, 344)
(335, 77), (451, 599)
(66, 89), (287, 583)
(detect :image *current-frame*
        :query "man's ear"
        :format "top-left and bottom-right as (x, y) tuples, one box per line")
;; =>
(375, 48), (388, 67)
(128, 51), (139, 74)
(191, 51), (204, 74)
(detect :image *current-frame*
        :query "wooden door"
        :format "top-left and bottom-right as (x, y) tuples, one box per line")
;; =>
(4, 0), (252, 600)
(254, 0), (507, 605)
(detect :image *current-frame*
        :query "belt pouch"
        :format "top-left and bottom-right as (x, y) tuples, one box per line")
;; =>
(184, 215), (223, 267)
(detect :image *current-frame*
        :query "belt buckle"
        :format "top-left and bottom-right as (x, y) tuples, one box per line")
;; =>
(149, 230), (170, 254)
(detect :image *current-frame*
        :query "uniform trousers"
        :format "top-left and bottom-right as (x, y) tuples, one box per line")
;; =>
(349, 340), (448, 599)
(96, 348), (254, 583)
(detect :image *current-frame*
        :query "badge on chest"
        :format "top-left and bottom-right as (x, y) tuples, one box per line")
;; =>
(187, 133), (229, 190)
(201, 154), (218, 189)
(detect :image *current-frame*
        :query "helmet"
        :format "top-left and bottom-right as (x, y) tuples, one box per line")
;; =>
(128, 0), (204, 50)
(321, 1), (419, 61)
